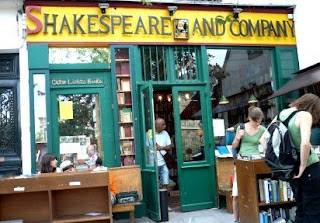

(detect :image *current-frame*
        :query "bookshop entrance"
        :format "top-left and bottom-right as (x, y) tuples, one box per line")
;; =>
(140, 83), (216, 220)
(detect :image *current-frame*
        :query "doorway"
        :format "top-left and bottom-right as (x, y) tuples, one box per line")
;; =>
(153, 89), (180, 211)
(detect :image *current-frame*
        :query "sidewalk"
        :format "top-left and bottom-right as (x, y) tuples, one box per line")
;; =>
(116, 208), (234, 223)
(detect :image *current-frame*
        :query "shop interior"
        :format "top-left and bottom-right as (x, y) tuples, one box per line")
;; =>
(153, 89), (181, 211)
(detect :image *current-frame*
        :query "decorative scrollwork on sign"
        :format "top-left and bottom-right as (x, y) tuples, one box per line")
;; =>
(0, 88), (15, 154)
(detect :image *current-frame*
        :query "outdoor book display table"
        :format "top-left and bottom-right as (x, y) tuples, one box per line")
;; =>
(0, 171), (112, 223)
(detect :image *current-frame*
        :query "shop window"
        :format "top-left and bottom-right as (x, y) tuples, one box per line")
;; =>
(207, 49), (277, 129)
(56, 94), (103, 171)
(178, 91), (205, 162)
(174, 46), (198, 80)
(140, 46), (167, 81)
(49, 48), (109, 64)
(33, 74), (48, 172)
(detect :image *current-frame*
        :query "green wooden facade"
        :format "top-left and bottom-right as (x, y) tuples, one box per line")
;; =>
(28, 43), (299, 220)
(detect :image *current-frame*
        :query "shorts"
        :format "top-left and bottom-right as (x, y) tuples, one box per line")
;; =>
(232, 168), (238, 197)
(158, 164), (169, 185)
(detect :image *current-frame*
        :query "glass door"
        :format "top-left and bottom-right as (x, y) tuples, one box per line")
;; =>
(172, 86), (216, 211)
(51, 88), (113, 170)
(139, 82), (161, 221)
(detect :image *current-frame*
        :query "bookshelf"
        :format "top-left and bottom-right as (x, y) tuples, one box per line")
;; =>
(236, 159), (296, 223)
(114, 48), (135, 166)
(0, 171), (112, 222)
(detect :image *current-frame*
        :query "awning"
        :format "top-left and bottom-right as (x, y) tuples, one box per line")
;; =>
(269, 63), (320, 99)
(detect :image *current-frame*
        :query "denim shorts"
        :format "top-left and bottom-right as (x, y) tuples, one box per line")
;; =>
(158, 164), (169, 185)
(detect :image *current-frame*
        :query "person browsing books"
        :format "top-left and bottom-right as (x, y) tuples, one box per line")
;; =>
(277, 94), (320, 223)
(231, 106), (266, 223)
(146, 118), (172, 189)
(85, 144), (99, 170)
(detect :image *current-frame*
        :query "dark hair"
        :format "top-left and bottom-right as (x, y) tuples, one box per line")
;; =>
(248, 106), (264, 122)
(41, 153), (57, 173)
(289, 94), (320, 125)
(95, 157), (103, 167)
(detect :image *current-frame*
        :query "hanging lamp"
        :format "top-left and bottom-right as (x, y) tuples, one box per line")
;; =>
(248, 94), (258, 104)
(219, 95), (229, 105)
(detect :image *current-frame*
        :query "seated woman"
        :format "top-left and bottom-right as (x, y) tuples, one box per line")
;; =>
(41, 153), (58, 173)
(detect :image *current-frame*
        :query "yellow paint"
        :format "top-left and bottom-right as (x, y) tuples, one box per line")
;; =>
(59, 101), (73, 120)
(27, 6), (296, 45)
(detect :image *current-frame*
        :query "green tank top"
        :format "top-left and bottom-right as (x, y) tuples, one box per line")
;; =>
(279, 108), (319, 167)
(238, 125), (266, 157)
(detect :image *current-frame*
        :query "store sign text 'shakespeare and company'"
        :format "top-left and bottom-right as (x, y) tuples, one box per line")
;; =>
(26, 6), (296, 45)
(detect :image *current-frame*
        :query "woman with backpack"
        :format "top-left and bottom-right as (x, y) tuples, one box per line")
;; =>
(231, 106), (266, 223)
(279, 94), (320, 223)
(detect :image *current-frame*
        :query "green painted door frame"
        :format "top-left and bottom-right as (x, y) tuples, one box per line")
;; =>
(172, 85), (216, 212)
(138, 82), (161, 222)
(49, 65), (116, 167)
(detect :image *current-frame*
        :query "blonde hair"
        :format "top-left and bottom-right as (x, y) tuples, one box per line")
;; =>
(248, 106), (264, 122)
(290, 94), (320, 124)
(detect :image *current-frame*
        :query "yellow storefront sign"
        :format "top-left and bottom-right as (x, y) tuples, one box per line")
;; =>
(26, 6), (296, 45)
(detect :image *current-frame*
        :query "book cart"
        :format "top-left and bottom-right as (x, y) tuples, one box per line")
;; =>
(114, 48), (136, 166)
(236, 159), (296, 223)
(0, 171), (112, 222)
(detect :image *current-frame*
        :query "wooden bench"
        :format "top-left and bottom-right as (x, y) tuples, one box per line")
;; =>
(215, 157), (234, 213)
(109, 165), (142, 223)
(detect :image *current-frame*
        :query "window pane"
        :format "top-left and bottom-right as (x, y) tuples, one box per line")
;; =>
(57, 94), (103, 171)
(143, 88), (155, 167)
(33, 74), (48, 173)
(49, 48), (109, 64)
(141, 46), (167, 81)
(174, 47), (197, 80)
(207, 49), (277, 129)
(179, 91), (205, 162)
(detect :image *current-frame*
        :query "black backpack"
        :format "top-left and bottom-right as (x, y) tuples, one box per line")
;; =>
(264, 110), (300, 181)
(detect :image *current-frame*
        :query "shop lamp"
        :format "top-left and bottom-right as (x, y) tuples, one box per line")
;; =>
(219, 95), (229, 105)
(248, 94), (258, 104)
(99, 3), (109, 14)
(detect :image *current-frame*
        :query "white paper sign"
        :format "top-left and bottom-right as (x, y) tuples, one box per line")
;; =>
(69, 181), (81, 186)
(213, 119), (225, 137)
(14, 187), (25, 192)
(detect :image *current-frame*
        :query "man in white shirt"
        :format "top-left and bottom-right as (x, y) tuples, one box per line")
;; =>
(146, 118), (172, 189)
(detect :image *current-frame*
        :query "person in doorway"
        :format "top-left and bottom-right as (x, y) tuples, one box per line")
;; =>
(60, 160), (76, 172)
(85, 144), (99, 170)
(277, 94), (320, 223)
(146, 118), (172, 189)
(40, 153), (58, 173)
(231, 106), (266, 223)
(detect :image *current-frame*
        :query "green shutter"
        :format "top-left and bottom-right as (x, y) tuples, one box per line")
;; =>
(275, 47), (299, 110)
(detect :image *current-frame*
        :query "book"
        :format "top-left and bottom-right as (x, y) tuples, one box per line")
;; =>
(272, 217), (285, 223)
(264, 179), (271, 203)
(271, 180), (278, 202)
(124, 125), (132, 137)
(116, 77), (121, 90)
(258, 179), (265, 202)
(120, 78), (131, 91)
(117, 93), (125, 104)
(216, 146), (230, 155)
(121, 141), (133, 154)
(121, 108), (132, 122)
(279, 180), (284, 202)
(259, 212), (264, 223)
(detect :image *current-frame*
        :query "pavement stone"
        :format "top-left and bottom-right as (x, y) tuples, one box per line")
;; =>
(115, 208), (234, 223)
